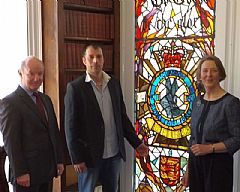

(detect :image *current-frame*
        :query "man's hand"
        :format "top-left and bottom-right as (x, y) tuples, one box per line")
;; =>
(16, 174), (30, 187)
(57, 163), (64, 176)
(74, 162), (87, 173)
(181, 169), (189, 187)
(136, 143), (149, 157)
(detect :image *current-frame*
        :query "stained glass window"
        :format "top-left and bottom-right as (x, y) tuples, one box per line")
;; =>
(134, 0), (216, 191)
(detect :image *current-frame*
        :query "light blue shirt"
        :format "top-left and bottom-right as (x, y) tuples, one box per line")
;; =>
(20, 84), (36, 103)
(85, 72), (119, 159)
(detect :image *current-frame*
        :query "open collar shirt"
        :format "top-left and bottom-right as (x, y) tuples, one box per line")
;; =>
(85, 71), (119, 159)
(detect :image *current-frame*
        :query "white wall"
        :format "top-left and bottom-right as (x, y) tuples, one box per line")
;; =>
(120, 0), (240, 191)
(215, 1), (240, 192)
(119, 1), (135, 191)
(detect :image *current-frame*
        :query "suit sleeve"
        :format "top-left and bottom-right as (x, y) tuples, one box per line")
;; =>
(64, 83), (86, 164)
(223, 97), (240, 155)
(118, 81), (142, 149)
(0, 99), (29, 178)
(45, 95), (64, 164)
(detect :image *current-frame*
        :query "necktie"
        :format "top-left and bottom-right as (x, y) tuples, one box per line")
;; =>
(33, 92), (47, 122)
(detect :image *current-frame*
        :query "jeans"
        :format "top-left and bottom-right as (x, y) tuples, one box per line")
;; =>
(78, 154), (122, 192)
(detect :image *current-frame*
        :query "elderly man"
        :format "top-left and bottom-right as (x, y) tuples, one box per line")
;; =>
(0, 56), (64, 192)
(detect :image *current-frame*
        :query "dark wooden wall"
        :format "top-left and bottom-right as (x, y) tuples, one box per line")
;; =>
(42, 0), (120, 190)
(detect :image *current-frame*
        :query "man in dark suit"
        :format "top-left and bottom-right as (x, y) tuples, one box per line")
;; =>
(64, 44), (148, 192)
(0, 56), (64, 192)
(0, 98), (8, 192)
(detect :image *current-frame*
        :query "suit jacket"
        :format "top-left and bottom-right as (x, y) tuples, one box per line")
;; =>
(64, 74), (142, 167)
(0, 146), (8, 192)
(0, 86), (63, 185)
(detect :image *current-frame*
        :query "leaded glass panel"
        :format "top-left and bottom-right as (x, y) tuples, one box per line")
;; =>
(135, 0), (216, 191)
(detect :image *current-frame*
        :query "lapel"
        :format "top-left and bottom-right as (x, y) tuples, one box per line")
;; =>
(80, 73), (107, 124)
(194, 96), (205, 122)
(15, 86), (48, 127)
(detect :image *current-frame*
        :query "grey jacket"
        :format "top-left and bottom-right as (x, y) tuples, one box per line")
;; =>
(190, 93), (240, 155)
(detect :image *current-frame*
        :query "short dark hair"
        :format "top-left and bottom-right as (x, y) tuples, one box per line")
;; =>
(81, 44), (103, 57)
(196, 55), (226, 82)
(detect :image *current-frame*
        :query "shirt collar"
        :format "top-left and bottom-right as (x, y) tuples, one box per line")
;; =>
(20, 84), (36, 97)
(85, 71), (111, 85)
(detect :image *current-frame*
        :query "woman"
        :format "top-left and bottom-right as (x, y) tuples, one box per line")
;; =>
(181, 55), (240, 192)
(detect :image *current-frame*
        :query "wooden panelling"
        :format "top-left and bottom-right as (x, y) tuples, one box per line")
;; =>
(62, 0), (113, 8)
(64, 10), (114, 39)
(42, 0), (120, 191)
(64, 42), (114, 71)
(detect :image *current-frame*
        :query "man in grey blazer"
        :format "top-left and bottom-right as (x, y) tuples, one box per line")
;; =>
(64, 44), (148, 192)
(0, 56), (64, 192)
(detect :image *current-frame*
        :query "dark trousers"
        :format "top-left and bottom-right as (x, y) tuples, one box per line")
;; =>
(0, 147), (9, 192)
(189, 152), (233, 192)
(13, 180), (52, 192)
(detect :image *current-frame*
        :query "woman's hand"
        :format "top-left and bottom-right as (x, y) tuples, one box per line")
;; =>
(191, 144), (212, 156)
